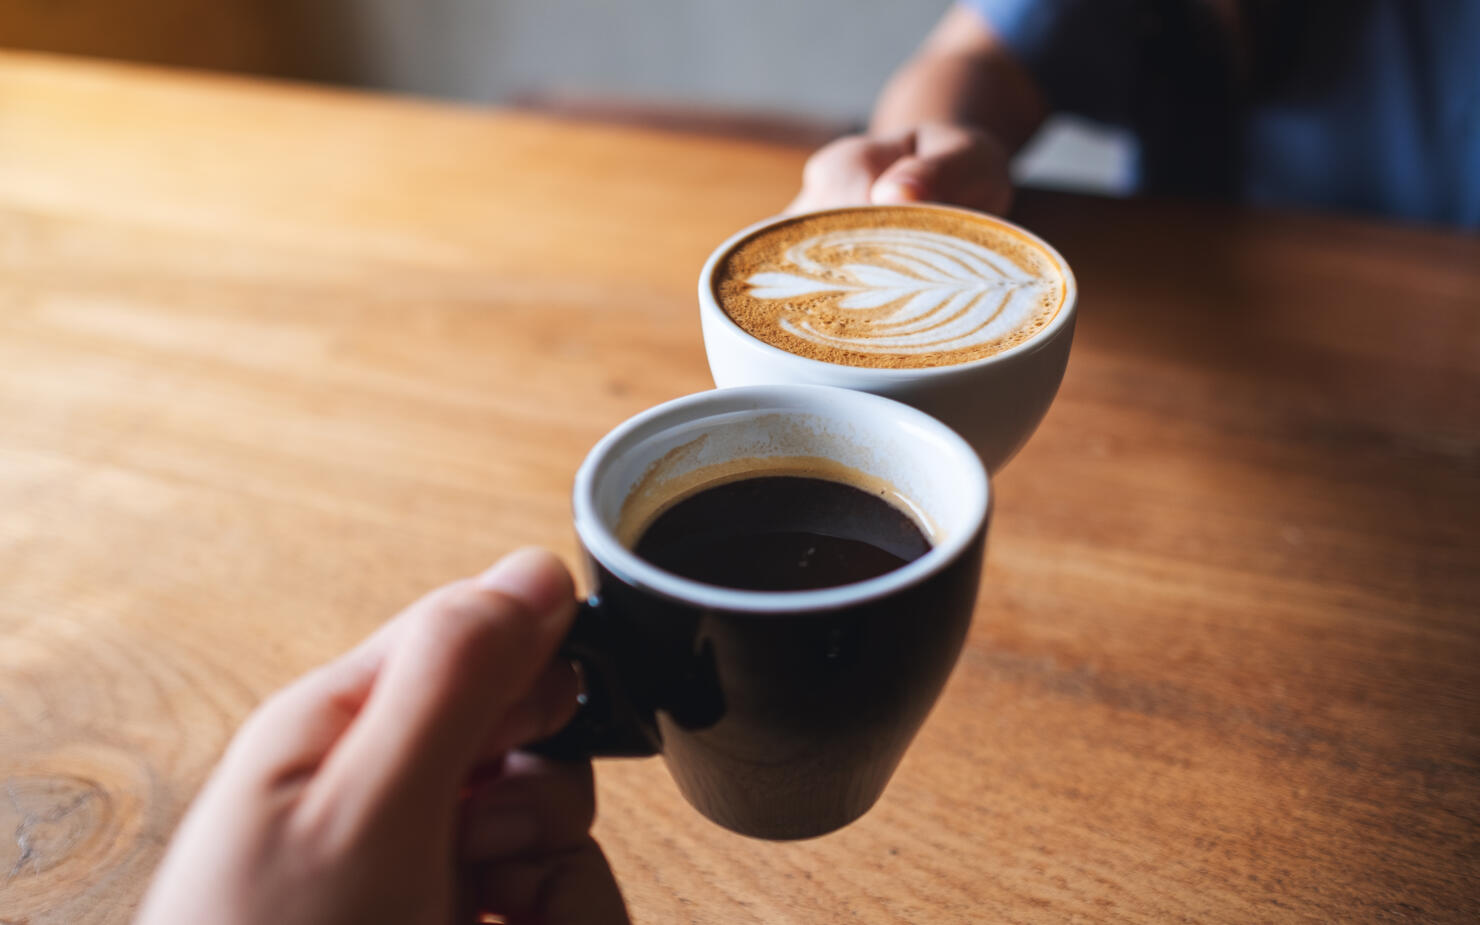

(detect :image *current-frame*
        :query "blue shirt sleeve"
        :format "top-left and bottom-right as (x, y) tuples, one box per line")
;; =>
(961, 0), (1145, 125)
(962, 0), (1479, 226)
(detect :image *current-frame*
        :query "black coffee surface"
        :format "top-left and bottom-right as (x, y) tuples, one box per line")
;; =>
(633, 476), (929, 591)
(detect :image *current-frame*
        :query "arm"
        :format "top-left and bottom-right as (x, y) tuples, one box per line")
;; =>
(790, 4), (1049, 215)
(872, 4), (1047, 152)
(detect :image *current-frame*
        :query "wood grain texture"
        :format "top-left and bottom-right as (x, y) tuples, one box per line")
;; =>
(1, 51), (1478, 923)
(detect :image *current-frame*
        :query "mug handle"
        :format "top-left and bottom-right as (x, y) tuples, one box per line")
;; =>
(526, 599), (661, 759)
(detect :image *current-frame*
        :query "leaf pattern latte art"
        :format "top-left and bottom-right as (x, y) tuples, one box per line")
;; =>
(746, 228), (1053, 355)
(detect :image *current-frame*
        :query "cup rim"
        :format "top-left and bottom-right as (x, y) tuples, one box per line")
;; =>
(572, 385), (990, 614)
(698, 203), (1078, 376)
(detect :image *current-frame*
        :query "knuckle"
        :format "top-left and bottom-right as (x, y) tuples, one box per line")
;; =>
(228, 683), (307, 757)
(803, 135), (868, 179)
(222, 706), (275, 768)
(800, 153), (832, 186)
(413, 588), (479, 645)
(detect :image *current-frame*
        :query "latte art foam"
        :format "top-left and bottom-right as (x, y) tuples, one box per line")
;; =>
(750, 227), (1051, 355)
(714, 206), (1068, 369)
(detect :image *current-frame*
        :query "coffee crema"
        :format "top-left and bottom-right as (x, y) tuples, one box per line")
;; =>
(713, 205), (1068, 369)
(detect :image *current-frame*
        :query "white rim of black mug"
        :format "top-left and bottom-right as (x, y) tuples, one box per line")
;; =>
(697, 203), (1079, 374)
(571, 385), (991, 615)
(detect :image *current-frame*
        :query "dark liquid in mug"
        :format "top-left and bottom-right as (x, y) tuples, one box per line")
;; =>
(633, 476), (930, 591)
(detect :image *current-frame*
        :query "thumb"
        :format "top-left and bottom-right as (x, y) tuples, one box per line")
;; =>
(789, 131), (916, 213)
(870, 154), (935, 205)
(304, 548), (578, 823)
(869, 125), (1012, 214)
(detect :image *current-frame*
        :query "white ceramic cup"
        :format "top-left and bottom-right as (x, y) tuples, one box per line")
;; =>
(698, 204), (1078, 474)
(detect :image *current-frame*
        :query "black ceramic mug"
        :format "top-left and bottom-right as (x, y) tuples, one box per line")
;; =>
(535, 385), (990, 839)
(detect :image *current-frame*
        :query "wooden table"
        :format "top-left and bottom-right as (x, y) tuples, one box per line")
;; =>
(2, 51), (1477, 923)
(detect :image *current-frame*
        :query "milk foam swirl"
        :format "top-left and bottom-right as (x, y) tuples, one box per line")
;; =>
(745, 228), (1053, 355)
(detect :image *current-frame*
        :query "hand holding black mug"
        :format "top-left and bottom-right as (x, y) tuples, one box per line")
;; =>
(136, 385), (987, 925)
(535, 384), (990, 839)
(136, 548), (631, 925)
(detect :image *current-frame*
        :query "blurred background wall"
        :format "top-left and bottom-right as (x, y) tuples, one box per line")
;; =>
(0, 0), (1128, 192)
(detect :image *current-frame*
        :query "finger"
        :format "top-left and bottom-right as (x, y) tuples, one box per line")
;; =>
(303, 548), (578, 823)
(223, 604), (410, 785)
(871, 123), (978, 203)
(475, 839), (631, 925)
(461, 753), (597, 860)
(471, 657), (582, 769)
(870, 124), (1013, 214)
(789, 131), (915, 213)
